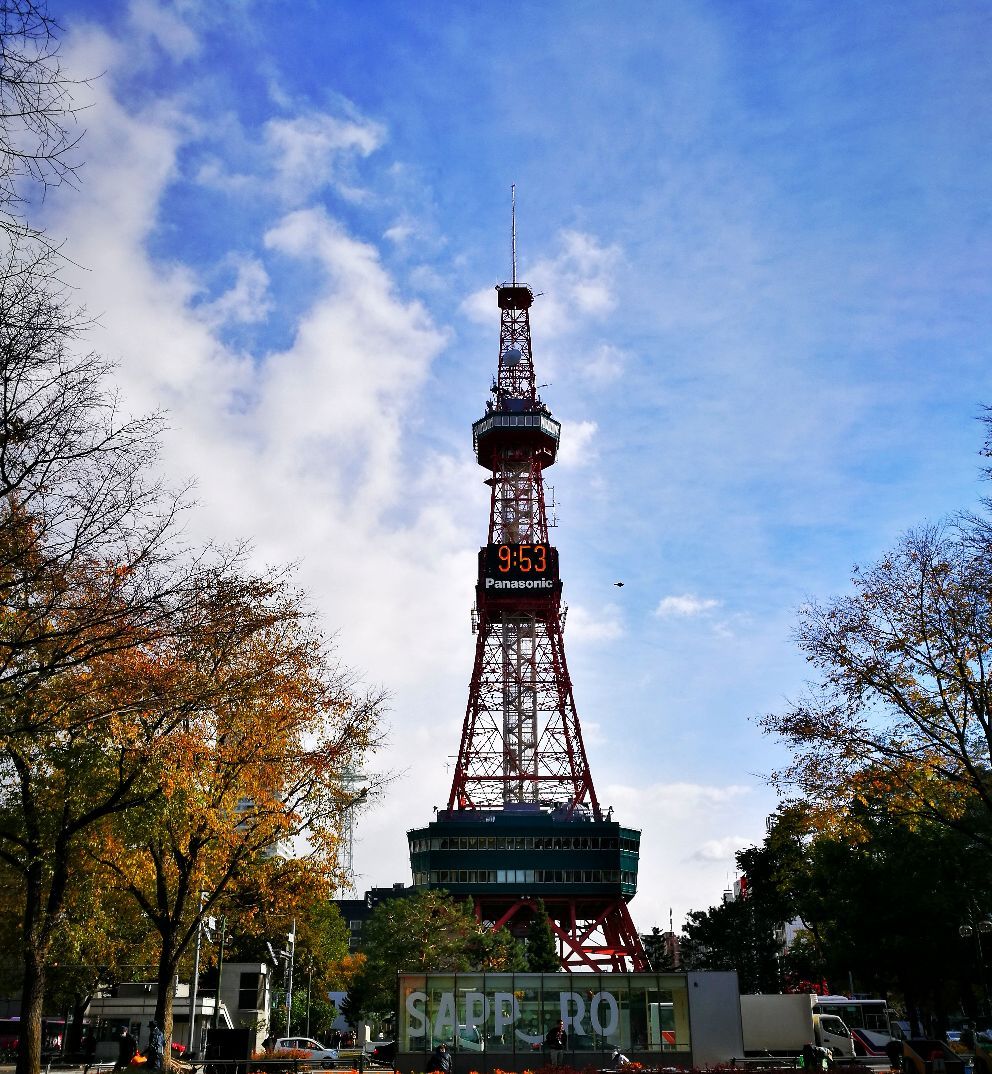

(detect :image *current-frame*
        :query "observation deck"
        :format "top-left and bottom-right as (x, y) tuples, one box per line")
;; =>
(472, 408), (560, 470)
(408, 807), (640, 904)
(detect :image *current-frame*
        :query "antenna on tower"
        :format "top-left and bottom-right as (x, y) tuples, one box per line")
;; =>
(511, 183), (517, 284)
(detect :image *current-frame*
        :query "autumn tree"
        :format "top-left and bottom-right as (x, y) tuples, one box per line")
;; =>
(761, 518), (992, 846)
(211, 859), (356, 1037)
(342, 890), (525, 1023)
(91, 566), (385, 1053)
(0, 283), (195, 1074)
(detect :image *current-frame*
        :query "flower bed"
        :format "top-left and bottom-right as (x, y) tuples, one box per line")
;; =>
(250, 1048), (317, 1072)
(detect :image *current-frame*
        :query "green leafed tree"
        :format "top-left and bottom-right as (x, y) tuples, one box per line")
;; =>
(525, 899), (561, 972)
(342, 890), (525, 1023)
(641, 927), (677, 972)
(679, 893), (782, 993)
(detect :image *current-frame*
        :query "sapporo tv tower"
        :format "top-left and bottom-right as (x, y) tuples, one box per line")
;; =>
(408, 201), (648, 971)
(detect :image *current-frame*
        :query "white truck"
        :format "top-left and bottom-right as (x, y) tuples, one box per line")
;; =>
(741, 994), (856, 1058)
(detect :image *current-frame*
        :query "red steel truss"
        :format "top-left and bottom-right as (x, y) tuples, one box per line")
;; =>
(439, 279), (647, 971)
(448, 282), (598, 817)
(486, 895), (647, 973)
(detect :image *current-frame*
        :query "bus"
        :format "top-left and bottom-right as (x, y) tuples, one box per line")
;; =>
(0, 1017), (67, 1057)
(814, 997), (894, 1056)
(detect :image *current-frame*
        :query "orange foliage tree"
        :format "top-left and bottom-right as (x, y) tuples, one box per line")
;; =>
(761, 519), (992, 843)
(92, 565), (385, 1052)
(0, 242), (202, 1074)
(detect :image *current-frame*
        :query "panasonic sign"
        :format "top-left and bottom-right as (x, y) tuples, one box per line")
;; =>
(485, 577), (556, 590)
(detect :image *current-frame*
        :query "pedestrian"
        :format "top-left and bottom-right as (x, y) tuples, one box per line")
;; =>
(262, 1034), (277, 1053)
(612, 1046), (631, 1069)
(803, 1043), (818, 1070)
(544, 1020), (568, 1067)
(82, 1030), (98, 1074)
(427, 1042), (451, 1073)
(145, 1022), (165, 1072)
(114, 1028), (138, 1072)
(885, 1039), (903, 1073)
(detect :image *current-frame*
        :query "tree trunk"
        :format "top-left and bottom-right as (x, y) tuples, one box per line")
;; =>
(16, 946), (46, 1074)
(154, 941), (179, 1070)
(66, 994), (84, 1054)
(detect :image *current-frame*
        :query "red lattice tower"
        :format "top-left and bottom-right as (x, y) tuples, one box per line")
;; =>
(449, 283), (597, 815)
(408, 272), (647, 972)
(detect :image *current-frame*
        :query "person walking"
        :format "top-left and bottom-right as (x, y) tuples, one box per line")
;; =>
(114, 1028), (138, 1072)
(427, 1042), (451, 1073)
(545, 1020), (568, 1067)
(145, 1022), (165, 1072)
(612, 1046), (631, 1068)
(82, 1030), (98, 1074)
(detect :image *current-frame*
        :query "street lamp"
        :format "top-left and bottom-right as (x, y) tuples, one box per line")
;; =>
(959, 909), (992, 1023)
(212, 917), (228, 1030)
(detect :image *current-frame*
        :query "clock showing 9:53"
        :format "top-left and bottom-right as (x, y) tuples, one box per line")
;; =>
(481, 542), (560, 587)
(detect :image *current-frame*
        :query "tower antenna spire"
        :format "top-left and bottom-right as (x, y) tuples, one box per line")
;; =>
(511, 183), (517, 284)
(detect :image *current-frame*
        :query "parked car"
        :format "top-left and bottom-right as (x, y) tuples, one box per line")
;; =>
(436, 1026), (485, 1053)
(274, 1038), (339, 1066)
(370, 1041), (396, 1064)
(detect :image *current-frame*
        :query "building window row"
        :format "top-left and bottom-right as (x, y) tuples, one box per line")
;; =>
(411, 868), (625, 886)
(409, 834), (637, 853)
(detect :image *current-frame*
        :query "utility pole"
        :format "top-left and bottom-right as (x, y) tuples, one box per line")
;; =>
(187, 895), (207, 1054)
(285, 922), (296, 1036)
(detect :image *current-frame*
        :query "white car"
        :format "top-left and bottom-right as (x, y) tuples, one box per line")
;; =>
(436, 1026), (485, 1053)
(274, 1038), (339, 1066)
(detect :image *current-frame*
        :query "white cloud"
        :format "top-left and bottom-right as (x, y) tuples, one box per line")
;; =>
(264, 112), (385, 202)
(655, 593), (720, 617)
(690, 835), (753, 863)
(580, 343), (627, 384)
(528, 230), (622, 340)
(128, 0), (200, 61)
(604, 782), (766, 926)
(196, 256), (272, 328)
(556, 419), (598, 467)
(461, 284), (499, 326)
(610, 782), (751, 811)
(565, 602), (623, 642)
(384, 220), (415, 244)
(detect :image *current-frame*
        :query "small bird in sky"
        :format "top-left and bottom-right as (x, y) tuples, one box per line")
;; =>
(614, 581), (624, 587)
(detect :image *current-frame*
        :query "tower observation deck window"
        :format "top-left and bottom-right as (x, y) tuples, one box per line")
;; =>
(472, 412), (561, 450)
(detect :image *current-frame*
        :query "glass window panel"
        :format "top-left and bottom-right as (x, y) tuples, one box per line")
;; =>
(400, 973), (429, 1053)
(485, 974), (514, 1055)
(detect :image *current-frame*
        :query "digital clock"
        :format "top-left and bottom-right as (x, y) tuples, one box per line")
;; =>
(478, 542), (560, 595)
(496, 543), (548, 572)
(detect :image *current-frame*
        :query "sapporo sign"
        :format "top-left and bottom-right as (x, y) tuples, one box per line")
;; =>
(405, 987), (620, 1045)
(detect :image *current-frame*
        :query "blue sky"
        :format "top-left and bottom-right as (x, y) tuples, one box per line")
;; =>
(43, 0), (992, 929)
